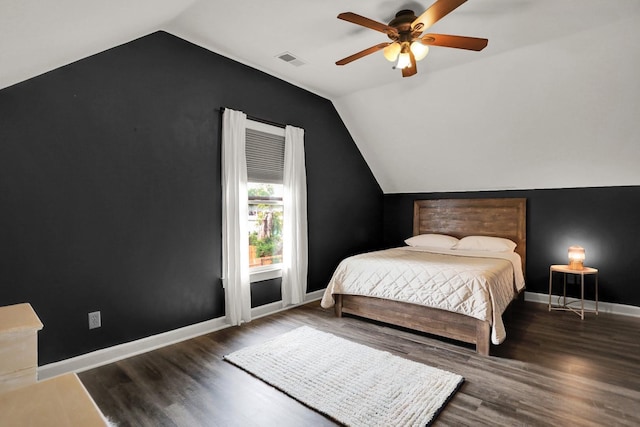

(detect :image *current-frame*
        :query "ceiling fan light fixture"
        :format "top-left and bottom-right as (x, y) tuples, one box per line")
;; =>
(383, 42), (401, 62)
(396, 52), (412, 69)
(410, 41), (429, 61)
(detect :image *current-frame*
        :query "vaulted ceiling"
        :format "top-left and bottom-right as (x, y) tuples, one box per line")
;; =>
(2, 0), (639, 193)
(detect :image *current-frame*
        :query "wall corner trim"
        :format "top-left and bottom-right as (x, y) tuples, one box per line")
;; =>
(38, 289), (326, 380)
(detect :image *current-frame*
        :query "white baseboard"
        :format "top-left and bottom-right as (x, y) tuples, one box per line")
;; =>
(525, 291), (640, 318)
(38, 290), (326, 380)
(39, 290), (637, 380)
(38, 317), (229, 381)
(251, 288), (325, 319)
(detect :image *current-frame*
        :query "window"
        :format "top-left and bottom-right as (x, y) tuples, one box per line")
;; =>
(245, 120), (285, 281)
(248, 183), (283, 268)
(222, 107), (307, 316)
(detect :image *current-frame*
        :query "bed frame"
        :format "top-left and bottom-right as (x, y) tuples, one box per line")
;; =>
(334, 198), (527, 355)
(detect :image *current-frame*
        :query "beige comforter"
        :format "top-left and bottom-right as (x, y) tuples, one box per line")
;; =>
(321, 247), (525, 344)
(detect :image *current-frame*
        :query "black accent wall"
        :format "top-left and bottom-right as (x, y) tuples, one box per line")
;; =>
(383, 187), (640, 307)
(0, 31), (383, 364)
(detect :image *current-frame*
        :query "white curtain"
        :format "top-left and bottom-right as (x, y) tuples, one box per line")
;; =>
(281, 125), (308, 306)
(221, 108), (251, 326)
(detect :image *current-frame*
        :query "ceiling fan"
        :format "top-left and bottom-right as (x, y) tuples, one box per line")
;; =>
(335, 0), (488, 77)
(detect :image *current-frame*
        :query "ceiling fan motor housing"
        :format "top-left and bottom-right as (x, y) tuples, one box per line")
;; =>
(388, 10), (423, 43)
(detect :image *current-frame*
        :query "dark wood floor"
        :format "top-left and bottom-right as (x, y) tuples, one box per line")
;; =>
(79, 300), (640, 426)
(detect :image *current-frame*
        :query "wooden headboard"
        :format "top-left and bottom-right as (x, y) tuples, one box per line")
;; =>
(413, 198), (527, 272)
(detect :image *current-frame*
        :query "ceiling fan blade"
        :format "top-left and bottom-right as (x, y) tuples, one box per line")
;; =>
(402, 51), (417, 77)
(412, 0), (467, 32)
(338, 12), (398, 37)
(336, 43), (390, 66)
(421, 33), (488, 51)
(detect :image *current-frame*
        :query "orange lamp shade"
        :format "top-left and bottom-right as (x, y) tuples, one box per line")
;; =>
(568, 245), (585, 270)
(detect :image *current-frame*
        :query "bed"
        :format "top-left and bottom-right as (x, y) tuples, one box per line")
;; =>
(321, 198), (526, 355)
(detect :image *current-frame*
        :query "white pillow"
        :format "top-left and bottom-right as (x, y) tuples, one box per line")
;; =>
(453, 236), (517, 252)
(405, 234), (459, 249)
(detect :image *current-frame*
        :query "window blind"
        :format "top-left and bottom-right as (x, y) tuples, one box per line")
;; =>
(245, 128), (285, 184)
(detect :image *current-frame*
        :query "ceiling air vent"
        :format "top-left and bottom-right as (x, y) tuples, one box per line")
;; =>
(276, 52), (305, 67)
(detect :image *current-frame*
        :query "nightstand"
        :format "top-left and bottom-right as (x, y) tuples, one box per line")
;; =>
(548, 264), (598, 319)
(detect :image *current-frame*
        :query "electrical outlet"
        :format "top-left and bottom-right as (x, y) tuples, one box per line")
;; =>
(88, 311), (101, 329)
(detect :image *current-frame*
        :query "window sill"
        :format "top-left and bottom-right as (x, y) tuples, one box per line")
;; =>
(250, 264), (283, 283)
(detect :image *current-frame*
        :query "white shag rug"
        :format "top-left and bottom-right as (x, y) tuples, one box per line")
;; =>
(224, 326), (463, 426)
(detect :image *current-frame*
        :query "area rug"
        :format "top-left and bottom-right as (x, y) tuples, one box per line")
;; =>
(223, 326), (463, 426)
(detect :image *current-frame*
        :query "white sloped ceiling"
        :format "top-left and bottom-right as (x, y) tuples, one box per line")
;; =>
(2, 0), (639, 193)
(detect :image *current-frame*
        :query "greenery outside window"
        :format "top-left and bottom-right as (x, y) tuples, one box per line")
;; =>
(248, 183), (283, 269)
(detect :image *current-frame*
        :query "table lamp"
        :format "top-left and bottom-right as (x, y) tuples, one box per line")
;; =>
(568, 245), (585, 270)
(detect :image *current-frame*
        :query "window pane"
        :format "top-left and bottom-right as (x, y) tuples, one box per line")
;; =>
(248, 183), (283, 268)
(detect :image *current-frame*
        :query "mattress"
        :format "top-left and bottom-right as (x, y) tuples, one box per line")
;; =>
(321, 247), (525, 344)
